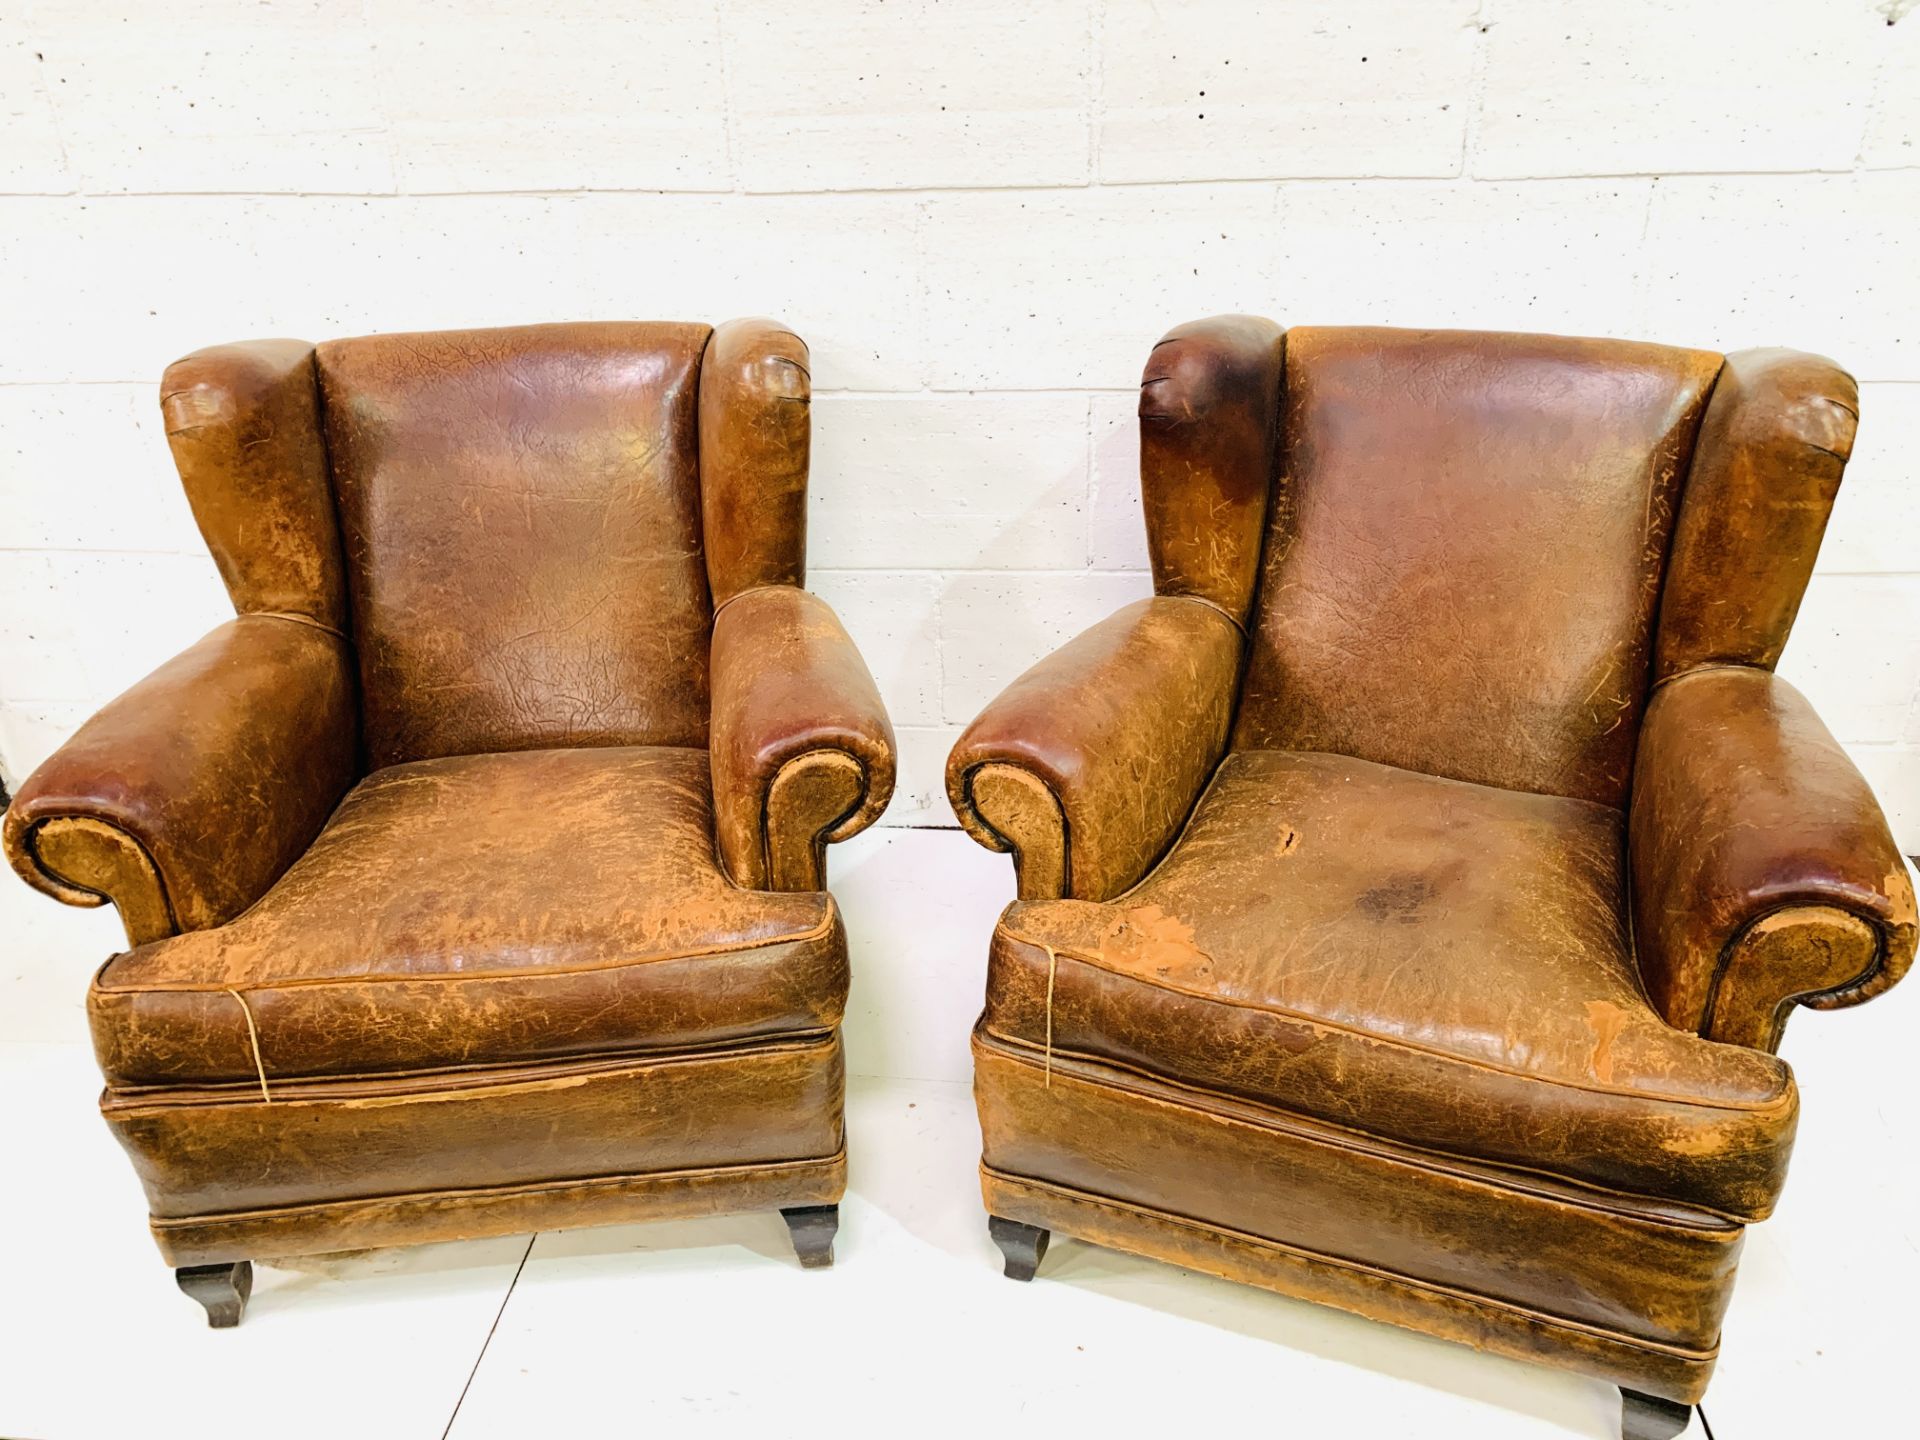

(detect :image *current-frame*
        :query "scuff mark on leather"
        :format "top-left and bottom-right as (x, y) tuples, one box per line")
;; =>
(1101, 904), (1212, 979)
(1584, 999), (1626, 1085)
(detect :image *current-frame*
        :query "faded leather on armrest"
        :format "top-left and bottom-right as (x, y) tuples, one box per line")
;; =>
(709, 585), (895, 891)
(1630, 666), (1917, 1051)
(946, 596), (1241, 902)
(2, 615), (359, 944)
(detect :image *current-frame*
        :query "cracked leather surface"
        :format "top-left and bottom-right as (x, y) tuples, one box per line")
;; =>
(1235, 326), (1722, 808)
(947, 595), (1240, 901)
(4, 318), (888, 1262)
(950, 320), (1911, 1404)
(984, 749), (1796, 1221)
(91, 746), (847, 1087)
(1632, 667), (1917, 1046)
(317, 321), (716, 768)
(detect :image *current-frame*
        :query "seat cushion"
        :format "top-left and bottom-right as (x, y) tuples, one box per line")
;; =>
(981, 749), (1797, 1221)
(91, 746), (847, 1088)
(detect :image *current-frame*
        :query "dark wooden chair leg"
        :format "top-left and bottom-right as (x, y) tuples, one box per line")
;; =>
(176, 1261), (252, 1328)
(1621, 1388), (1692, 1439)
(780, 1204), (839, 1269)
(988, 1215), (1050, 1281)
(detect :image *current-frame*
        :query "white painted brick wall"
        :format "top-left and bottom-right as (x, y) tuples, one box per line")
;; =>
(2, 0), (1917, 864)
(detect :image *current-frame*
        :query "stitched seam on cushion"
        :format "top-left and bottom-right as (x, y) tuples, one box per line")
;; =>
(101, 1025), (843, 1098)
(994, 927), (1792, 1114)
(103, 1030), (841, 1109)
(95, 894), (841, 995)
(979, 1030), (1748, 1228)
(981, 1165), (1722, 1364)
(150, 1146), (850, 1229)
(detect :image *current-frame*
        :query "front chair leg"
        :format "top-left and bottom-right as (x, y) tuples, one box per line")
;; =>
(176, 1261), (253, 1328)
(780, 1204), (839, 1269)
(988, 1215), (1050, 1281)
(1621, 1388), (1692, 1439)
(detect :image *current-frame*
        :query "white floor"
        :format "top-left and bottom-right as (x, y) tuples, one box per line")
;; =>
(1, 835), (1915, 1437)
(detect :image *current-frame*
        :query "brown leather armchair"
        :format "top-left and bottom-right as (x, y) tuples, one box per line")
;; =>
(4, 320), (894, 1325)
(948, 320), (1915, 1439)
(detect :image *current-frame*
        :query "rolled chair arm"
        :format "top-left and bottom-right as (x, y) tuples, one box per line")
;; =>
(946, 596), (1242, 902)
(1630, 666), (1917, 1051)
(709, 585), (896, 891)
(3, 615), (359, 944)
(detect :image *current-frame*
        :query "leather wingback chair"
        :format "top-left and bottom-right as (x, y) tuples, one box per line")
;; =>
(4, 320), (895, 1324)
(947, 320), (1915, 1438)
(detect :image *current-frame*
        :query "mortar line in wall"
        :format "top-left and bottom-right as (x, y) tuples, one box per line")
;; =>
(1461, 0), (1493, 179)
(356, 0), (406, 198)
(0, 167), (1897, 204)
(714, 0), (742, 192)
(1085, 0), (1103, 185)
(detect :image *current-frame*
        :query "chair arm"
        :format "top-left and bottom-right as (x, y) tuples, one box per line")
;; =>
(709, 585), (896, 891)
(946, 596), (1241, 902)
(3, 615), (359, 944)
(1629, 666), (1916, 1051)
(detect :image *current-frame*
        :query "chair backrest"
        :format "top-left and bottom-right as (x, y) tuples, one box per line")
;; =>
(1229, 326), (1725, 808)
(307, 320), (755, 770)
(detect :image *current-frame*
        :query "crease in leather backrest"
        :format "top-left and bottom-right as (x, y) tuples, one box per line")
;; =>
(161, 339), (349, 631)
(1234, 326), (1723, 808)
(700, 318), (811, 608)
(1139, 316), (1287, 623)
(1653, 348), (1858, 683)
(314, 322), (715, 768)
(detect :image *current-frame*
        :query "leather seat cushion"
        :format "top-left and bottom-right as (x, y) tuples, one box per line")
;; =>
(981, 749), (1797, 1221)
(91, 746), (847, 1087)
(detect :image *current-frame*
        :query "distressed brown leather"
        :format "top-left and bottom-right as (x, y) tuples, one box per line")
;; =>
(1139, 315), (1285, 624)
(701, 318), (812, 608)
(983, 751), (1796, 1221)
(161, 339), (349, 631)
(1656, 349), (1859, 682)
(316, 322), (715, 769)
(3, 320), (890, 1271)
(91, 747), (848, 1087)
(710, 586), (895, 891)
(4, 616), (356, 940)
(950, 321), (1914, 1408)
(1237, 327), (1722, 808)
(946, 596), (1240, 901)
(1632, 668), (1916, 1050)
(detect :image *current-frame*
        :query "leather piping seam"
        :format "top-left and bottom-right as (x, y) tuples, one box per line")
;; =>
(93, 896), (841, 994)
(979, 1030), (1748, 1229)
(959, 759), (1072, 897)
(101, 1026), (842, 1100)
(1698, 899), (1890, 1044)
(251, 609), (349, 642)
(980, 1165), (1721, 1366)
(990, 930), (1793, 1114)
(22, 814), (180, 933)
(1648, 659), (1765, 695)
(710, 581), (794, 626)
(1158, 590), (1247, 639)
(759, 747), (871, 887)
(149, 1145), (850, 1231)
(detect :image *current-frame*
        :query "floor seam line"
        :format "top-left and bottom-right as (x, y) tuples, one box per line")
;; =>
(439, 1233), (535, 1440)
